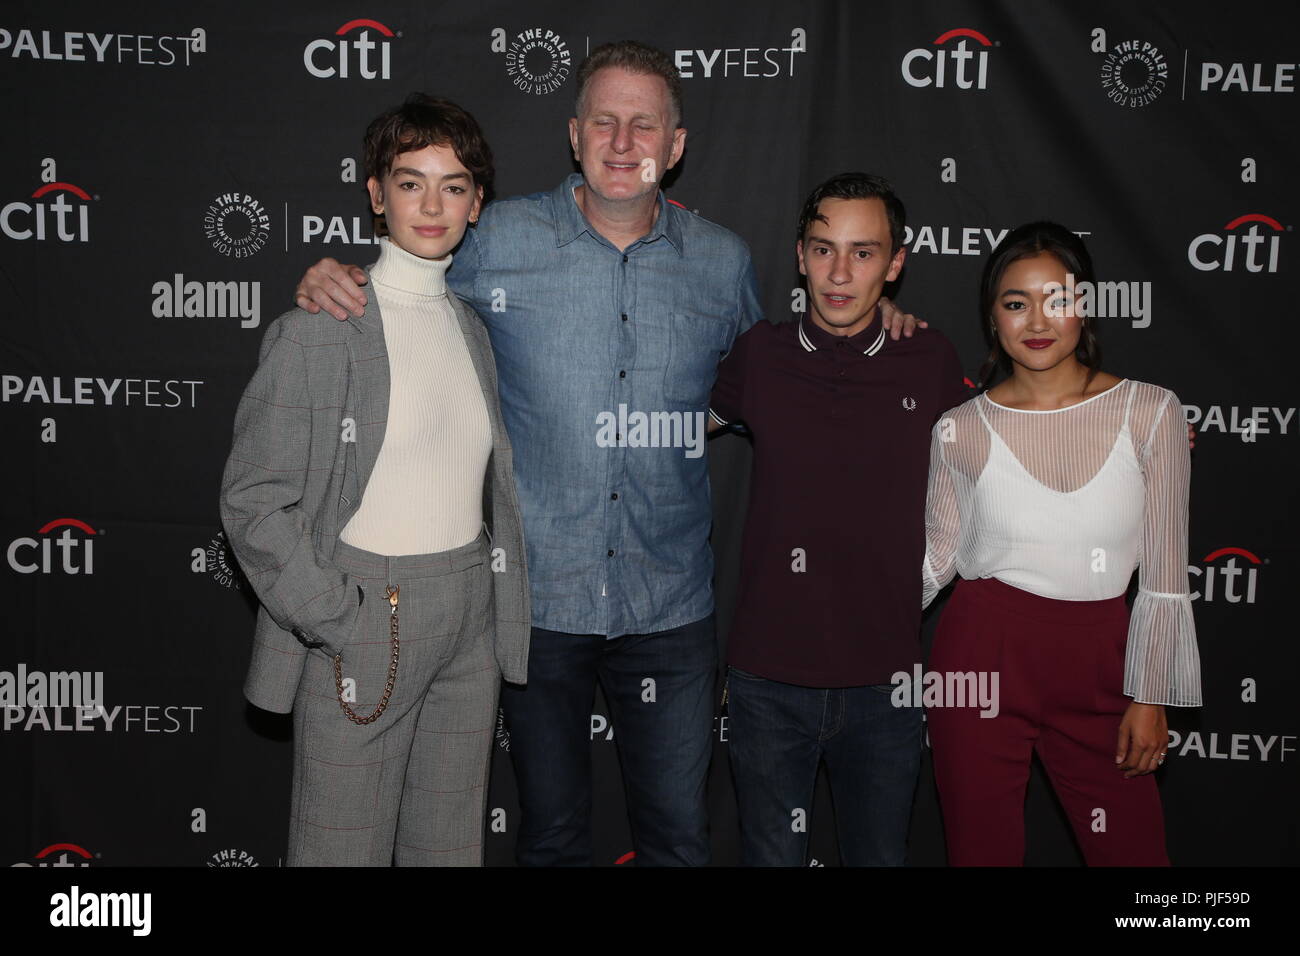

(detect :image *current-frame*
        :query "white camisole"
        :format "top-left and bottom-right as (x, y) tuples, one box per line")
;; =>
(922, 379), (1201, 706)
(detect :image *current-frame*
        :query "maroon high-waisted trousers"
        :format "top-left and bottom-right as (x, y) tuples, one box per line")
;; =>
(927, 577), (1169, 866)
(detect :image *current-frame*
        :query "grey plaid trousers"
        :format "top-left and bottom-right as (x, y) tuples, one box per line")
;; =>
(287, 534), (499, 866)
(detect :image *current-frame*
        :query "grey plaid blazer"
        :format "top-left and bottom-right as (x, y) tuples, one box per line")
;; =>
(220, 271), (530, 713)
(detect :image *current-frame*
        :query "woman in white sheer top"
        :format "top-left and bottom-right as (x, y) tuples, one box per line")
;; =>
(922, 221), (1202, 866)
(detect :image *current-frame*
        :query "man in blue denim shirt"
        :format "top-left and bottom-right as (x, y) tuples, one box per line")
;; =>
(297, 42), (759, 866)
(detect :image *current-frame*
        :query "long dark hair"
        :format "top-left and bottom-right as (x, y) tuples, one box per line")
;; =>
(977, 221), (1102, 390)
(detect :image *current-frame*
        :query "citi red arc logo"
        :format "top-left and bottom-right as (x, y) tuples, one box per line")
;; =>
(304, 19), (396, 79)
(902, 28), (992, 89)
(335, 19), (393, 37)
(1189, 547), (1261, 604)
(12, 843), (94, 867)
(1224, 214), (1282, 231)
(934, 29), (992, 46)
(2, 181), (92, 242)
(1188, 214), (1284, 273)
(32, 182), (91, 200)
(7, 518), (97, 574)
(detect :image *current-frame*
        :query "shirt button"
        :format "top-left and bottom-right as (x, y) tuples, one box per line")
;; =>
(619, 370), (626, 378)
(607, 549), (615, 557)
(621, 313), (628, 322)
(622, 255), (628, 263)
(611, 493), (619, 500)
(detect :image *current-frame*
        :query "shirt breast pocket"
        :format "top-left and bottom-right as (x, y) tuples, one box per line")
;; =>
(665, 311), (733, 408)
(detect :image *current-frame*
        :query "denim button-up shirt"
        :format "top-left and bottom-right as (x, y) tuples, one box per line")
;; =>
(447, 173), (762, 637)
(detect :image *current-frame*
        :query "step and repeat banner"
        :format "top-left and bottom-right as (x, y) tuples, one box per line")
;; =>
(2, 1), (1296, 867)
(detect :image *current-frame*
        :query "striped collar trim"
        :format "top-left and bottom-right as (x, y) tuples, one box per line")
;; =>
(798, 317), (887, 356)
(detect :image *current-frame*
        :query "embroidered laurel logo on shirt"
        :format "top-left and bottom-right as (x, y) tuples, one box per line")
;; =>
(902, 397), (917, 411)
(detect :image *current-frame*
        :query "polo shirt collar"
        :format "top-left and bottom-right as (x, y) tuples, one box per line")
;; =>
(798, 306), (887, 356)
(550, 172), (683, 253)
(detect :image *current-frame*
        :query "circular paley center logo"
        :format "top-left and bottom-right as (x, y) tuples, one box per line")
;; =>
(505, 28), (571, 95)
(207, 848), (259, 867)
(203, 191), (270, 257)
(1099, 40), (1168, 108)
(206, 530), (248, 590)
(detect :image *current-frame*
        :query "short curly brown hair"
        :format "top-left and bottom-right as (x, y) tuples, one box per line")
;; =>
(362, 93), (494, 201)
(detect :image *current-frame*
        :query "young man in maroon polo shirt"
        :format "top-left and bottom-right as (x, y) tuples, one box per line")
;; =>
(708, 172), (969, 865)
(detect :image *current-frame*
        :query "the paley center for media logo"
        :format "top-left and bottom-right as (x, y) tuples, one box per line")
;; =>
(493, 26), (571, 95)
(1098, 36), (1168, 108)
(203, 191), (270, 258)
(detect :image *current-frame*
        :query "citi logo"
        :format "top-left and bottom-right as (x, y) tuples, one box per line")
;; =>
(1, 181), (91, 242)
(901, 28), (991, 90)
(1189, 547), (1260, 604)
(7, 518), (97, 575)
(1188, 214), (1284, 273)
(304, 18), (395, 79)
(11, 843), (94, 867)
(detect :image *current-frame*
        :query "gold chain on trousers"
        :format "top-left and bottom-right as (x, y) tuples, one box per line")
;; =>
(334, 584), (400, 724)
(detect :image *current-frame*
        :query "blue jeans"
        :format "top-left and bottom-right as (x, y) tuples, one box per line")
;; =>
(726, 666), (922, 866)
(500, 616), (716, 866)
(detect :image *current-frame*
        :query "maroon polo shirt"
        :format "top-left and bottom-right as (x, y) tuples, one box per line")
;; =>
(710, 309), (969, 688)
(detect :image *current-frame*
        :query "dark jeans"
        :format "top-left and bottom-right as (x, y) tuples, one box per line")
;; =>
(500, 615), (716, 866)
(726, 666), (922, 866)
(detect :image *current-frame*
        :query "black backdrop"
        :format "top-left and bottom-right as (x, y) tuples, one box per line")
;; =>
(2, 1), (1296, 868)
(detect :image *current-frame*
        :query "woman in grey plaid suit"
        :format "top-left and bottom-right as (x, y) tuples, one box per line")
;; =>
(220, 94), (529, 866)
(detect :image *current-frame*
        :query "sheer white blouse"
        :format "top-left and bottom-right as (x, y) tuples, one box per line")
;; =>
(922, 379), (1202, 706)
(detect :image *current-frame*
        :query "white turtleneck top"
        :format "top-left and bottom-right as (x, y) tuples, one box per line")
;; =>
(922, 379), (1201, 707)
(339, 237), (492, 555)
